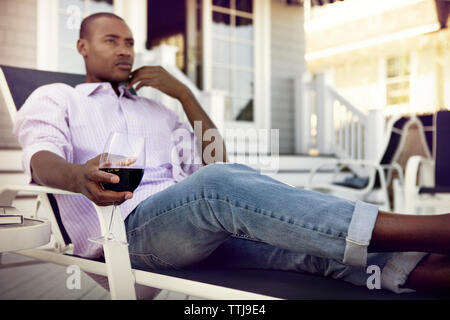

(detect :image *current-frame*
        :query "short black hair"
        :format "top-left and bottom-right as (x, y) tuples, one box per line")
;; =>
(79, 12), (124, 39)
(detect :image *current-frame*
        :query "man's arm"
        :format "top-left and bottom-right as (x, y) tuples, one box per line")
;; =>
(127, 66), (227, 165)
(30, 151), (132, 206)
(178, 89), (227, 165)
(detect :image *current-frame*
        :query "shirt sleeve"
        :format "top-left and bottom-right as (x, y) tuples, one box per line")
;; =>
(12, 85), (73, 180)
(169, 112), (204, 181)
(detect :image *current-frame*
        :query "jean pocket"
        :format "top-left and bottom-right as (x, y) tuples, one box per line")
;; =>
(130, 253), (178, 271)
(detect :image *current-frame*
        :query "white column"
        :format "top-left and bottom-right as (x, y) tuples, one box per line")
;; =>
(316, 71), (334, 155)
(114, 0), (147, 54)
(36, 0), (59, 71)
(365, 108), (385, 161)
(294, 73), (312, 154)
(201, 90), (226, 135)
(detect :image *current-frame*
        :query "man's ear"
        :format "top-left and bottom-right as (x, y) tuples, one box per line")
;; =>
(77, 39), (88, 58)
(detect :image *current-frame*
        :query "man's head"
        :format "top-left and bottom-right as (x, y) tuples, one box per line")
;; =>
(77, 13), (134, 84)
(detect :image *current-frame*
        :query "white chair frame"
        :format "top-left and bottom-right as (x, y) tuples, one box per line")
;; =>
(306, 115), (415, 212)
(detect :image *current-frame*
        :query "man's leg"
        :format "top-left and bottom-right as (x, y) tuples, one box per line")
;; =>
(125, 163), (449, 291)
(370, 211), (450, 254)
(125, 163), (360, 270)
(404, 254), (450, 293)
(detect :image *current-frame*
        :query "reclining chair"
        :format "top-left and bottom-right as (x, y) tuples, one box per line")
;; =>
(402, 110), (450, 214)
(307, 115), (413, 212)
(0, 64), (444, 300)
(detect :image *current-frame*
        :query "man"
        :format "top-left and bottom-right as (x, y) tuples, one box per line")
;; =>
(14, 13), (450, 295)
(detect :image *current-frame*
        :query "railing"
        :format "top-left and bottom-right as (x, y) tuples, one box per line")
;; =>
(294, 72), (385, 162)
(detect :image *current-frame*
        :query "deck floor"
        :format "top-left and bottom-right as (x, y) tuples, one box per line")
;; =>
(0, 197), (204, 300)
(0, 252), (202, 300)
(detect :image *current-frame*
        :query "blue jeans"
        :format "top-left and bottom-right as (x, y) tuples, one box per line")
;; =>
(124, 163), (426, 293)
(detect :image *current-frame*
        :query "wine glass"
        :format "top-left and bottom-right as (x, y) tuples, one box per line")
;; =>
(88, 132), (146, 245)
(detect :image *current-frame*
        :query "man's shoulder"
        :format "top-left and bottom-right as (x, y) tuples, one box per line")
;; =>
(23, 83), (79, 110)
(31, 82), (78, 99)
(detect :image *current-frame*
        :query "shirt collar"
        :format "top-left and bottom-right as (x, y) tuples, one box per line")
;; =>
(75, 82), (137, 99)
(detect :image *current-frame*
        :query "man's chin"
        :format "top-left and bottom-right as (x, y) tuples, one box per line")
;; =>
(109, 72), (131, 84)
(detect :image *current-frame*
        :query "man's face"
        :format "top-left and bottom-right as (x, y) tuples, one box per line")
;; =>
(78, 17), (135, 83)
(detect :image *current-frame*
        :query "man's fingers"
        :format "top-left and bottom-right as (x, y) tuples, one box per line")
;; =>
(87, 183), (133, 205)
(127, 73), (158, 89)
(135, 80), (157, 91)
(89, 170), (119, 183)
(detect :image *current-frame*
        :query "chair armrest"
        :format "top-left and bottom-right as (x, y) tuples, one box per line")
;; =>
(0, 183), (136, 299)
(0, 184), (75, 207)
(308, 159), (381, 189)
(404, 156), (433, 198)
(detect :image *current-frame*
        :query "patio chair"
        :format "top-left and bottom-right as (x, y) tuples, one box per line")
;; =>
(307, 115), (416, 211)
(402, 110), (450, 214)
(0, 64), (445, 300)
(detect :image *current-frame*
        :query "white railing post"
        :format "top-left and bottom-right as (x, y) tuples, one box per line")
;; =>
(316, 72), (334, 155)
(201, 90), (226, 135)
(294, 73), (312, 154)
(365, 109), (385, 161)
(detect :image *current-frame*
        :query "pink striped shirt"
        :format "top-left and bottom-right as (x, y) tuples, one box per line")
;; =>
(13, 82), (203, 258)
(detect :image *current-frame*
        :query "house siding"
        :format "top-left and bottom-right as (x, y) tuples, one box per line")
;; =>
(0, 0), (37, 68)
(0, 0), (37, 149)
(270, 0), (305, 154)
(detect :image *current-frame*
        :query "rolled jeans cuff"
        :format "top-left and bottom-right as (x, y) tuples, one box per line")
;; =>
(342, 200), (379, 268)
(381, 252), (428, 293)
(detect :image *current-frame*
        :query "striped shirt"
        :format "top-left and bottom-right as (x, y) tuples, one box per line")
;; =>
(13, 82), (203, 258)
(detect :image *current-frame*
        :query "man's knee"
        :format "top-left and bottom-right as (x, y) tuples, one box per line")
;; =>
(192, 162), (251, 193)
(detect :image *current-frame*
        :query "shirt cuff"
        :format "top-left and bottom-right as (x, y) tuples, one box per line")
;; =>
(22, 142), (66, 180)
(343, 200), (379, 268)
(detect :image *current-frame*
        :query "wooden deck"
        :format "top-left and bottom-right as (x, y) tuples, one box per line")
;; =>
(0, 252), (202, 300)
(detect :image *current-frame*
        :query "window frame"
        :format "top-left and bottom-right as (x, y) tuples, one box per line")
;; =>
(202, 0), (271, 131)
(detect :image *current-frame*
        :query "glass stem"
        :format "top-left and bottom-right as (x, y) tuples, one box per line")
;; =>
(106, 203), (116, 241)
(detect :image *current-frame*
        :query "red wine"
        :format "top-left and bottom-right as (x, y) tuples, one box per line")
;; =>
(100, 168), (144, 192)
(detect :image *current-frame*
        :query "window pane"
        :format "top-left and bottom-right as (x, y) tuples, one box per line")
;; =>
(59, 13), (81, 44)
(236, 43), (253, 67)
(58, 45), (85, 73)
(236, 17), (253, 40)
(59, 0), (84, 11)
(212, 12), (231, 37)
(235, 71), (253, 96)
(387, 56), (410, 78)
(89, 0), (114, 13)
(212, 67), (231, 91)
(212, 39), (232, 64)
(232, 97), (253, 121)
(236, 0), (252, 13)
(213, 0), (231, 8)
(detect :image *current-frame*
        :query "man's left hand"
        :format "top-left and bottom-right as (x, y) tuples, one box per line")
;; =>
(126, 66), (189, 100)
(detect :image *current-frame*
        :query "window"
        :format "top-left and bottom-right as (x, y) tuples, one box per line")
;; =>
(385, 55), (410, 106)
(57, 0), (114, 73)
(211, 0), (254, 122)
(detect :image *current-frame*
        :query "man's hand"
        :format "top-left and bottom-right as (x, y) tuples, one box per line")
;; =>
(126, 66), (189, 100)
(72, 155), (133, 206)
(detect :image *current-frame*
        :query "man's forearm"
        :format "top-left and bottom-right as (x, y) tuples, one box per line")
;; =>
(30, 151), (81, 192)
(178, 89), (227, 164)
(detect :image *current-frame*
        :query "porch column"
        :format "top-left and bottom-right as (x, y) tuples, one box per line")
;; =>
(316, 71), (334, 155)
(114, 0), (147, 55)
(365, 108), (385, 161)
(294, 73), (312, 154)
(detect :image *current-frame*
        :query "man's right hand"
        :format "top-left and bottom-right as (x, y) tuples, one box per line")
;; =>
(71, 154), (133, 206)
